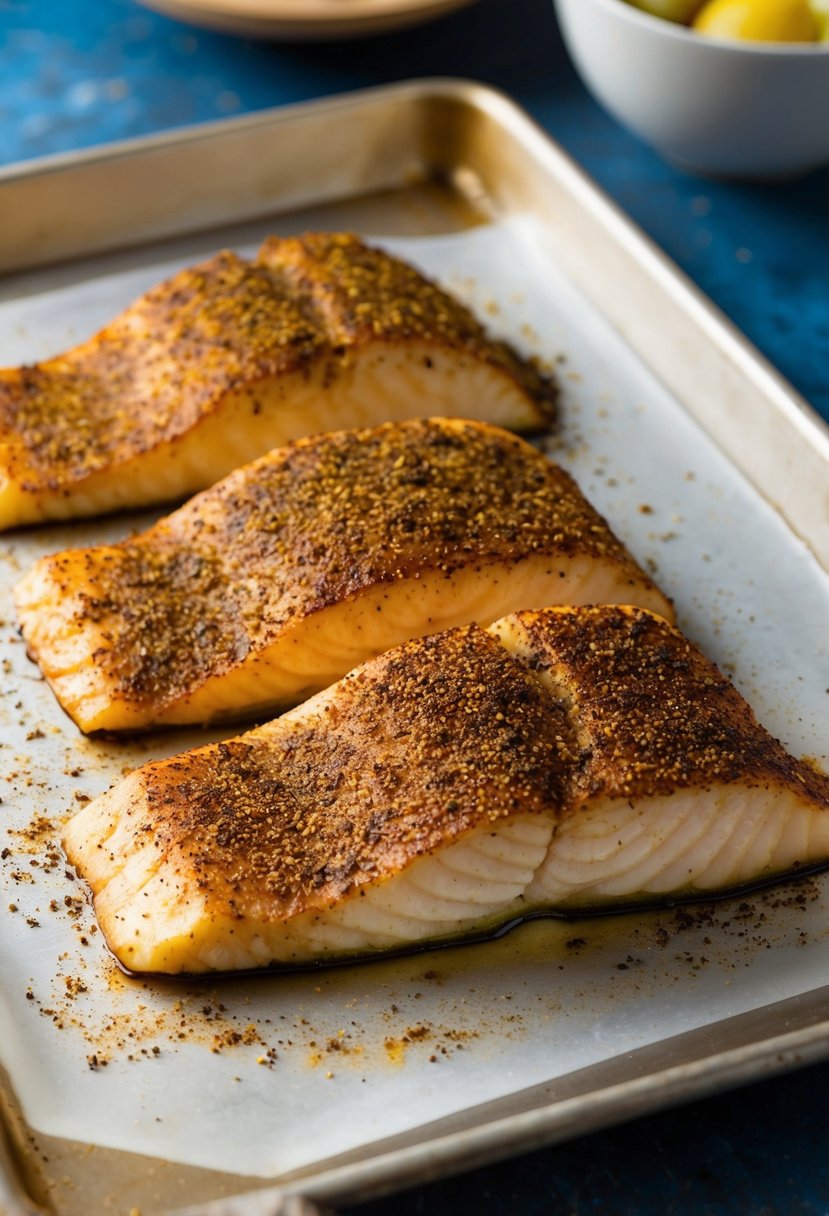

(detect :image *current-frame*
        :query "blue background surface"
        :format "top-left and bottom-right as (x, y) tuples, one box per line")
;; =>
(1, 1), (828, 1212)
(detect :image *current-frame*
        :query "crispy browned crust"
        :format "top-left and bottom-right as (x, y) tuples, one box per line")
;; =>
(0, 235), (557, 495)
(135, 625), (573, 920)
(511, 606), (829, 809)
(257, 233), (558, 410)
(84, 607), (829, 932)
(26, 418), (662, 713)
(0, 251), (323, 491)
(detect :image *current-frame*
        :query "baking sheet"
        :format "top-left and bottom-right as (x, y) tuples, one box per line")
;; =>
(2, 210), (828, 1199)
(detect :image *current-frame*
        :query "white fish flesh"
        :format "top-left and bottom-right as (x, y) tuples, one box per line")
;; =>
(15, 418), (671, 732)
(0, 233), (556, 529)
(62, 605), (829, 975)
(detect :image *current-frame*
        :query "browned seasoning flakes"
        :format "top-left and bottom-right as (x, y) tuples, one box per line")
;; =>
(15, 417), (670, 733)
(61, 606), (829, 977)
(0, 232), (557, 529)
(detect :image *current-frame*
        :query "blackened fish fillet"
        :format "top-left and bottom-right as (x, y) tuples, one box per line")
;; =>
(15, 418), (670, 732)
(0, 233), (556, 529)
(63, 606), (829, 975)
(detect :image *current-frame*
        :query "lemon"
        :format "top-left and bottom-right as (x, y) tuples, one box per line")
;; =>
(692, 0), (820, 41)
(809, 0), (829, 36)
(626, 0), (706, 21)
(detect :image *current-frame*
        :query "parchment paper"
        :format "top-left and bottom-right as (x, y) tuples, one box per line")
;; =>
(1, 217), (827, 1181)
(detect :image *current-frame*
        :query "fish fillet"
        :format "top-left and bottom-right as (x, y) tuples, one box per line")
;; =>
(15, 418), (671, 732)
(63, 606), (829, 975)
(0, 233), (556, 529)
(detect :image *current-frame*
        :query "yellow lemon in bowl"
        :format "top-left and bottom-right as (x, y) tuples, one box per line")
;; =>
(626, 0), (705, 19)
(692, 0), (821, 40)
(811, 0), (829, 36)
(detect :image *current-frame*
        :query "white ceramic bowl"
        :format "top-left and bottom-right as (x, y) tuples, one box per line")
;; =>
(553, 0), (829, 177)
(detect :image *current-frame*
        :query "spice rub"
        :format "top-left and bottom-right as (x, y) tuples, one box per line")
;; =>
(63, 606), (829, 975)
(0, 233), (557, 529)
(14, 418), (670, 733)
(493, 607), (829, 907)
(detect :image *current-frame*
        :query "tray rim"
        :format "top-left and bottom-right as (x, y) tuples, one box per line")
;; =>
(237, 993), (829, 1213)
(1, 76), (829, 1215)
(0, 80), (438, 181)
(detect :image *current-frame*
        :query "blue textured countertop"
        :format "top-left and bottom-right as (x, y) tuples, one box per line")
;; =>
(2, 2), (828, 1213)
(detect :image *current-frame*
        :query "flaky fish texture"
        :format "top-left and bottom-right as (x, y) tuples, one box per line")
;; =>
(63, 606), (829, 975)
(0, 233), (557, 529)
(15, 418), (670, 733)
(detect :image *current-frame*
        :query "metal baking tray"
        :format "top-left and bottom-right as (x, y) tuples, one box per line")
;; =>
(1, 79), (828, 1216)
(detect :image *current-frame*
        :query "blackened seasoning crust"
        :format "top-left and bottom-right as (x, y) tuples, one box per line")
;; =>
(63, 607), (829, 974)
(508, 606), (829, 809)
(16, 418), (671, 731)
(143, 625), (573, 919)
(0, 232), (557, 527)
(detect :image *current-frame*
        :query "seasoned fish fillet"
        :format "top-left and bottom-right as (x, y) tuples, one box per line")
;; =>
(0, 233), (557, 530)
(15, 418), (671, 732)
(492, 608), (829, 907)
(63, 606), (829, 975)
